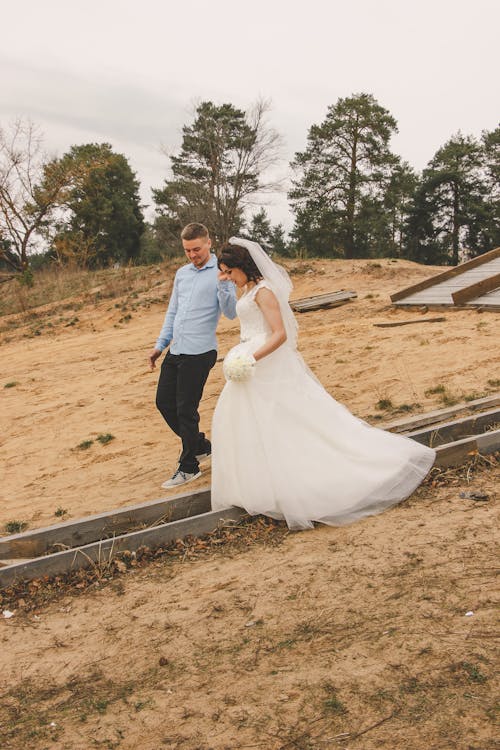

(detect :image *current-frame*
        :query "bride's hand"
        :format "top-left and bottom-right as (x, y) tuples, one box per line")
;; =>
(218, 270), (231, 281)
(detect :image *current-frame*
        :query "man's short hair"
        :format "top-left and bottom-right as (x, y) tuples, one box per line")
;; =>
(181, 223), (210, 241)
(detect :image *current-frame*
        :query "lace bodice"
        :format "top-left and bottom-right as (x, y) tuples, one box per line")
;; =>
(236, 280), (272, 342)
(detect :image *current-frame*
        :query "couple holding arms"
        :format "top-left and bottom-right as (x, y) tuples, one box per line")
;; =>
(149, 223), (435, 530)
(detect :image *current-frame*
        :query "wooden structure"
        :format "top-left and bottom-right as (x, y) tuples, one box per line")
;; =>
(391, 247), (500, 309)
(290, 290), (357, 312)
(0, 490), (245, 588)
(383, 394), (500, 469)
(383, 394), (500, 434)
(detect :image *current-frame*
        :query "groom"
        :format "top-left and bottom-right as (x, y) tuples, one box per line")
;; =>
(148, 223), (237, 488)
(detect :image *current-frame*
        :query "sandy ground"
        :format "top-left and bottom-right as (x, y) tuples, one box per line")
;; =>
(0, 257), (499, 749)
(1, 257), (499, 529)
(1, 466), (498, 750)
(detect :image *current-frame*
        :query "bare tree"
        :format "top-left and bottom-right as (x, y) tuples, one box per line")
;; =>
(0, 119), (68, 279)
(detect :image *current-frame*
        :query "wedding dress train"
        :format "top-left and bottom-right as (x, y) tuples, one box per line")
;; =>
(211, 280), (435, 530)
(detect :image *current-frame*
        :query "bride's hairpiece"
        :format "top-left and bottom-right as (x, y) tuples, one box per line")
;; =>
(229, 236), (298, 349)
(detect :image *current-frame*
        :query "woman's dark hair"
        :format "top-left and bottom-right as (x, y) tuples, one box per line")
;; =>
(218, 244), (263, 282)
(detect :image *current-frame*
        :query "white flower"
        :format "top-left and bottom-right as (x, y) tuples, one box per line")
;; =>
(223, 353), (256, 382)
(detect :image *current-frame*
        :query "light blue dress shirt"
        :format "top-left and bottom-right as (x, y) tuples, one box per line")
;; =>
(155, 254), (237, 355)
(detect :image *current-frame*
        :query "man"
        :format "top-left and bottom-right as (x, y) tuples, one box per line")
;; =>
(149, 223), (237, 488)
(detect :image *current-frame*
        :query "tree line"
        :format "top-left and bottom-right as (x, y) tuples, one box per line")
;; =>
(1, 94), (498, 281)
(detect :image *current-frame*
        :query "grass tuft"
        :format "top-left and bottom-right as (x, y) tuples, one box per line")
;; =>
(96, 433), (115, 445)
(75, 439), (94, 451)
(4, 520), (28, 533)
(376, 398), (393, 410)
(461, 661), (488, 684)
(424, 384), (446, 396)
(322, 682), (347, 715)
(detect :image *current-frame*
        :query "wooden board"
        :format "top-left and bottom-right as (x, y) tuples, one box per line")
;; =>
(404, 408), (500, 447)
(0, 506), (246, 589)
(0, 488), (211, 560)
(373, 317), (446, 328)
(434, 428), (500, 468)
(290, 290), (357, 312)
(452, 272), (500, 305)
(382, 394), (500, 433)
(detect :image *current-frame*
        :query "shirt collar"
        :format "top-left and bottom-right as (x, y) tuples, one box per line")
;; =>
(189, 253), (216, 271)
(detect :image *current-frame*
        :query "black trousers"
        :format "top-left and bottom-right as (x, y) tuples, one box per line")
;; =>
(156, 350), (217, 474)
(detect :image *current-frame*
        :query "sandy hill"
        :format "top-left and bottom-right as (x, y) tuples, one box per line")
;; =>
(0, 257), (498, 750)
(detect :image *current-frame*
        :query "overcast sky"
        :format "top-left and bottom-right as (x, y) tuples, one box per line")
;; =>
(2, 0), (498, 231)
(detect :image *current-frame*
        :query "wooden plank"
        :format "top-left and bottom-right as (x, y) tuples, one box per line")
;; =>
(0, 558), (32, 567)
(471, 288), (500, 304)
(477, 430), (500, 452)
(292, 297), (356, 310)
(291, 291), (356, 304)
(390, 247), (500, 302)
(291, 291), (357, 312)
(452, 273), (500, 304)
(395, 300), (500, 310)
(401, 293), (452, 300)
(0, 488), (211, 560)
(293, 299), (355, 312)
(434, 428), (500, 468)
(0, 507), (246, 589)
(434, 437), (479, 467)
(382, 394), (500, 433)
(373, 317), (446, 328)
(404, 408), (500, 447)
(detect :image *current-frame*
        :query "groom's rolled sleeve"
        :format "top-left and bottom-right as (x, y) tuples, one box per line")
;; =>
(217, 280), (237, 319)
(155, 277), (179, 351)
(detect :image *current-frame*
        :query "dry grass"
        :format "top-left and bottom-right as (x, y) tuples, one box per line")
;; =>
(0, 260), (182, 319)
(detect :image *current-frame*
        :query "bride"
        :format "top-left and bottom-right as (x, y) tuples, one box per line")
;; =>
(211, 237), (435, 530)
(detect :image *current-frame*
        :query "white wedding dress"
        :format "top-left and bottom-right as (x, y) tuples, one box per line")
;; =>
(211, 280), (436, 530)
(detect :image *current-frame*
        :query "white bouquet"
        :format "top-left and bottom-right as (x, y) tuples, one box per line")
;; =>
(223, 352), (256, 382)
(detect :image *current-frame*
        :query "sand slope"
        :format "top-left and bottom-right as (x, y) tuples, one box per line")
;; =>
(1, 257), (498, 529)
(0, 257), (498, 749)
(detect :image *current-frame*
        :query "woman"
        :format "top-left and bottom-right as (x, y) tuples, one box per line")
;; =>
(211, 237), (435, 530)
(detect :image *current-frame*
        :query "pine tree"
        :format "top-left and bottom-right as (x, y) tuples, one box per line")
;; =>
(407, 133), (490, 264)
(289, 93), (400, 258)
(153, 101), (281, 249)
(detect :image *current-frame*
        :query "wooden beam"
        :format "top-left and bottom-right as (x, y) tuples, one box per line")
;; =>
(390, 247), (500, 303)
(452, 273), (500, 305)
(434, 428), (500, 468)
(373, 317), (446, 328)
(0, 488), (211, 560)
(404, 408), (500, 447)
(290, 291), (357, 312)
(0, 506), (246, 589)
(382, 394), (500, 433)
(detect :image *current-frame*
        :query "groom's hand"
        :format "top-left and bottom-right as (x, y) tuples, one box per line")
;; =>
(148, 348), (162, 371)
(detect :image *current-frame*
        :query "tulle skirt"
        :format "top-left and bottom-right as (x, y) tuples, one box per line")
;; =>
(211, 340), (435, 530)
